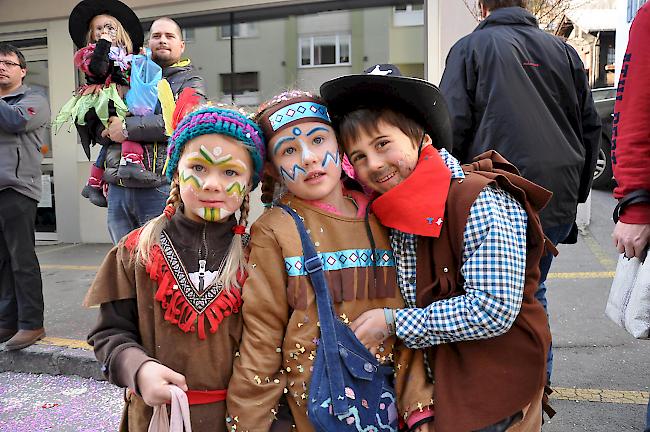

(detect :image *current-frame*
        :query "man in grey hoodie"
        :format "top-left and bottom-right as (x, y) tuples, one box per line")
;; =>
(0, 44), (50, 350)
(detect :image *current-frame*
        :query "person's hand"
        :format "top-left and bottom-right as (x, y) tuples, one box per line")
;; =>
(81, 84), (103, 96)
(102, 116), (127, 143)
(136, 361), (188, 407)
(612, 221), (650, 259)
(350, 308), (390, 355)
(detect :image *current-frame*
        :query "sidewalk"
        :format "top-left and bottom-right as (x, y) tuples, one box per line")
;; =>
(0, 242), (111, 380)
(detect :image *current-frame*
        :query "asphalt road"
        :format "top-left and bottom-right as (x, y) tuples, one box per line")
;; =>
(26, 188), (650, 431)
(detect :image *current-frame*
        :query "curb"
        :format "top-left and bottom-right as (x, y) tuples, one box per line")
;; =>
(0, 341), (104, 381)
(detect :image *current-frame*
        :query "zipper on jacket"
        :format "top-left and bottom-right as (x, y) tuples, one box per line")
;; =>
(15, 147), (20, 178)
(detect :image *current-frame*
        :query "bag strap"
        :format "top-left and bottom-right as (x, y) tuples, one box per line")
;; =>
(613, 189), (650, 223)
(277, 204), (350, 416)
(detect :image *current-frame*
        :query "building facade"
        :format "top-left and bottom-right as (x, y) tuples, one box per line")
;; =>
(1, 0), (475, 243)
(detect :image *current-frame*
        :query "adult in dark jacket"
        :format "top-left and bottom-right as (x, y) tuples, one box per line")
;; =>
(0, 44), (50, 350)
(103, 17), (206, 244)
(439, 0), (601, 384)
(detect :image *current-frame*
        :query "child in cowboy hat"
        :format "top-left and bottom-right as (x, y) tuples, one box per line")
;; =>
(321, 64), (553, 432)
(55, 0), (157, 208)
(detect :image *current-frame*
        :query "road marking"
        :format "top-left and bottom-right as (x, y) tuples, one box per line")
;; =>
(546, 271), (615, 279)
(552, 387), (649, 405)
(36, 243), (82, 255)
(581, 231), (617, 271)
(40, 264), (99, 271)
(36, 336), (92, 351)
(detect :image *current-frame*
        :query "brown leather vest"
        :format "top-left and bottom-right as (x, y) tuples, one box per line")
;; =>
(415, 151), (552, 432)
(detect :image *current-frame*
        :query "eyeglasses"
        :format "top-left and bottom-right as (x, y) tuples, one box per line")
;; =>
(0, 60), (22, 68)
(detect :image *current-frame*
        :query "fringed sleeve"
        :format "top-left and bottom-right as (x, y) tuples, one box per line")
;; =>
(83, 233), (138, 307)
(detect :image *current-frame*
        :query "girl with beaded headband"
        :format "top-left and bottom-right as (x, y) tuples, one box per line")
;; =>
(226, 90), (434, 432)
(84, 97), (266, 431)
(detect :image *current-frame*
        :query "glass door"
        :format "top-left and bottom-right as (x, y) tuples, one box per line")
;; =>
(21, 47), (57, 241)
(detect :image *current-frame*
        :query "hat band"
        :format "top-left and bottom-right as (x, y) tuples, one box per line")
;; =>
(269, 101), (330, 132)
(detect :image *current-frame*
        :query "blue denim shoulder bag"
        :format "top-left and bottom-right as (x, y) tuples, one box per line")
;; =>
(277, 204), (398, 432)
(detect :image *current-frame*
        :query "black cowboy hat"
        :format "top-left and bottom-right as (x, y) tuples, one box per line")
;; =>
(320, 64), (452, 151)
(69, 0), (144, 51)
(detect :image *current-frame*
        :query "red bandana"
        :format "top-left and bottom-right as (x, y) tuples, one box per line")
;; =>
(371, 145), (452, 237)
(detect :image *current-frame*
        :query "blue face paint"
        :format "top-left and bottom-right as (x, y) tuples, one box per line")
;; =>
(306, 126), (328, 137)
(273, 136), (295, 156)
(292, 127), (302, 136)
(280, 164), (307, 182)
(321, 150), (341, 169)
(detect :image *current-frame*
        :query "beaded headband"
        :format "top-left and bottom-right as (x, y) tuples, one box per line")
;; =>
(257, 95), (331, 143)
(165, 106), (266, 188)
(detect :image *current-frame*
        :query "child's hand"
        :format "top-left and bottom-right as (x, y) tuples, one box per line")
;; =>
(136, 361), (188, 407)
(350, 308), (390, 355)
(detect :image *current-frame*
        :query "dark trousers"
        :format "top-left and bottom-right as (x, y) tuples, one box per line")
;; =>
(0, 189), (44, 330)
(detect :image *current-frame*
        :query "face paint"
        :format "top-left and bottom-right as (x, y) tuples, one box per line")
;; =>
(226, 181), (247, 199)
(280, 164), (308, 183)
(199, 207), (228, 222)
(177, 134), (254, 224)
(321, 150), (341, 169)
(179, 168), (203, 191)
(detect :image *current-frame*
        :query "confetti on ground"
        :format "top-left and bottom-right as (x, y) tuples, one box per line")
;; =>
(0, 371), (123, 431)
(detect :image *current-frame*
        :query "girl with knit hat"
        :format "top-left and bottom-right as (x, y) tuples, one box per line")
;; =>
(84, 99), (266, 431)
(226, 90), (434, 432)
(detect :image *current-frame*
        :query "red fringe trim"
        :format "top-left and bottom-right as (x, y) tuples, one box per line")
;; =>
(124, 229), (245, 340)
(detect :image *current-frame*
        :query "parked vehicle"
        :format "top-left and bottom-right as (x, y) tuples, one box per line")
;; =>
(591, 87), (615, 189)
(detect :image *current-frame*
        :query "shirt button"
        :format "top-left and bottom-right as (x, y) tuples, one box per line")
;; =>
(364, 363), (375, 373)
(443, 267), (449, 273)
(408, 276), (416, 284)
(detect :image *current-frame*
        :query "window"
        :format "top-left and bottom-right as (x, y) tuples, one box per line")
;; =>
(182, 28), (195, 43)
(299, 34), (351, 67)
(219, 23), (258, 39)
(220, 72), (260, 105)
(628, 0), (648, 22)
(606, 46), (615, 65)
(393, 3), (424, 26)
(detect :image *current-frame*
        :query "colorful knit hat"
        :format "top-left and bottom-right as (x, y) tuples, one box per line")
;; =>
(165, 106), (266, 188)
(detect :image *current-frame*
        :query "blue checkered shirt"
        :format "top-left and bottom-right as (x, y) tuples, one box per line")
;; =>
(392, 149), (528, 349)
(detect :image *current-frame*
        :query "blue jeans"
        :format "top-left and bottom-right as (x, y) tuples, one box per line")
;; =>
(536, 223), (574, 384)
(106, 184), (170, 245)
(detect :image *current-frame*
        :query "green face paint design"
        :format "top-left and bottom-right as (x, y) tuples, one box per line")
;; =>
(226, 181), (247, 198)
(179, 168), (203, 191)
(200, 207), (226, 222)
(181, 145), (251, 223)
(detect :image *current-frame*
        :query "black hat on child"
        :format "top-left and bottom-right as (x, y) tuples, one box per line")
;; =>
(69, 0), (144, 51)
(320, 64), (453, 151)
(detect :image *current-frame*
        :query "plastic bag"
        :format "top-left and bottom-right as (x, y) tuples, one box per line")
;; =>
(126, 51), (162, 116)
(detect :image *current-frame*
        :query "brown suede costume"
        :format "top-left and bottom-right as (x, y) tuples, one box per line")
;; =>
(85, 211), (242, 432)
(226, 194), (434, 432)
(415, 152), (553, 432)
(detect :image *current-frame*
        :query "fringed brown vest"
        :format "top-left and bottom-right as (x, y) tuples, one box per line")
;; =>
(415, 151), (553, 432)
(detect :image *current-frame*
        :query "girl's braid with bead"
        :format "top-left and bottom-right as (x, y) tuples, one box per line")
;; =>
(260, 173), (276, 206)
